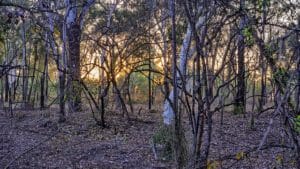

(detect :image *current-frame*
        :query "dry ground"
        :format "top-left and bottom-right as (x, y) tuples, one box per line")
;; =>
(0, 104), (299, 169)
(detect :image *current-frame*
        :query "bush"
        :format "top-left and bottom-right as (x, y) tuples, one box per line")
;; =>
(293, 115), (300, 133)
(152, 126), (173, 160)
(233, 105), (244, 115)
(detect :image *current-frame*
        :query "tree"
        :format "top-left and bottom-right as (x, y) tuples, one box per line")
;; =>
(65, 0), (95, 112)
(234, 0), (247, 115)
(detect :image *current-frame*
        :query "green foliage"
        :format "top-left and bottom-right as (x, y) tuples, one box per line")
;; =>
(257, 0), (271, 12)
(233, 105), (244, 115)
(167, 20), (188, 45)
(293, 115), (300, 133)
(265, 43), (277, 57)
(66, 81), (82, 103)
(152, 126), (173, 160)
(272, 67), (289, 88)
(242, 27), (254, 47)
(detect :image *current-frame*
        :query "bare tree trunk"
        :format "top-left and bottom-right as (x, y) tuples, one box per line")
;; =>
(67, 22), (82, 112)
(234, 0), (246, 114)
(295, 16), (300, 115)
(170, 0), (184, 168)
(251, 72), (256, 129)
(259, 0), (267, 112)
(58, 71), (66, 122)
(65, 0), (95, 112)
(148, 9), (152, 110)
(47, 10), (66, 122)
(183, 1), (213, 167)
(112, 76), (130, 121)
(160, 0), (170, 105)
(28, 42), (38, 106)
(4, 75), (9, 102)
(126, 74), (134, 114)
(40, 33), (49, 109)
(21, 19), (28, 108)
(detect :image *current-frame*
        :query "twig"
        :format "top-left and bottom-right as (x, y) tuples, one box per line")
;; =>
(151, 140), (158, 160)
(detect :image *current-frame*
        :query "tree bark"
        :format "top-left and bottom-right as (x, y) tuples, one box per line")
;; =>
(40, 33), (49, 109)
(67, 23), (82, 112)
(21, 18), (28, 108)
(234, 0), (246, 114)
(170, 0), (184, 168)
(295, 16), (300, 115)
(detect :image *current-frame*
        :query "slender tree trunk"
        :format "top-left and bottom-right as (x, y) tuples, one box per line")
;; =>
(40, 33), (49, 109)
(58, 72), (66, 122)
(234, 0), (246, 114)
(259, 0), (267, 111)
(112, 77), (130, 121)
(295, 16), (300, 115)
(28, 42), (38, 106)
(4, 75), (9, 102)
(160, 0), (170, 104)
(21, 19), (28, 108)
(170, 0), (183, 168)
(148, 10), (152, 110)
(99, 82), (110, 127)
(127, 74), (134, 114)
(183, 2), (212, 167)
(251, 72), (256, 129)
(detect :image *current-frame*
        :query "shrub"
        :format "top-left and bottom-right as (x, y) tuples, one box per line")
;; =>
(152, 126), (173, 160)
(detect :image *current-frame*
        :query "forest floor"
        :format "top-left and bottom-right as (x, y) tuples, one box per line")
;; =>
(0, 104), (299, 169)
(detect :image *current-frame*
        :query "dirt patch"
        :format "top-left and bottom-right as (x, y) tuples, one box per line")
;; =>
(0, 106), (299, 169)
(0, 108), (172, 169)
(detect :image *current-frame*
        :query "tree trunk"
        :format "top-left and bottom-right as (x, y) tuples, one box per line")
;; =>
(112, 77), (130, 121)
(170, 0), (184, 168)
(40, 33), (49, 109)
(47, 10), (66, 122)
(21, 19), (28, 108)
(259, 0), (267, 111)
(67, 23), (82, 112)
(148, 9), (152, 110)
(28, 42), (38, 106)
(234, 0), (246, 114)
(58, 72), (66, 122)
(295, 16), (300, 115)
(4, 75), (9, 102)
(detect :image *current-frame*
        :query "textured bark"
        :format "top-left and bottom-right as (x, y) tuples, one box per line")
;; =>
(67, 23), (82, 112)
(65, 0), (95, 112)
